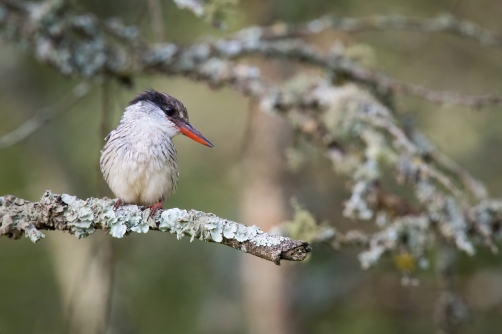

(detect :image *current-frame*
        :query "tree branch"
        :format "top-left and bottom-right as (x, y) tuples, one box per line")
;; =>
(1, 0), (501, 109)
(434, 238), (470, 334)
(212, 38), (502, 108)
(238, 14), (502, 48)
(1, 0), (500, 269)
(0, 191), (312, 265)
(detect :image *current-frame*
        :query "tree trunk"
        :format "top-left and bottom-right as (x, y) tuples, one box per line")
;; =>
(240, 104), (293, 334)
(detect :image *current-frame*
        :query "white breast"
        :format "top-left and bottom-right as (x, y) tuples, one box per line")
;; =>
(100, 102), (180, 206)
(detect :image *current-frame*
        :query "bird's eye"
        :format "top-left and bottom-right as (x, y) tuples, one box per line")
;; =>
(165, 107), (175, 117)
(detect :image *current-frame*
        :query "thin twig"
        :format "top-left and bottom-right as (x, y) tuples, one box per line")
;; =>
(431, 150), (488, 201)
(434, 238), (470, 334)
(0, 83), (91, 150)
(211, 38), (502, 108)
(236, 14), (502, 48)
(353, 70), (502, 108)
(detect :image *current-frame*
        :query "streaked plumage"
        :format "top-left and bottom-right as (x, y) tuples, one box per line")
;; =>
(100, 90), (213, 212)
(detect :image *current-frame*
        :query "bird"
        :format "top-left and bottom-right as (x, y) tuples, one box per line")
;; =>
(100, 89), (214, 215)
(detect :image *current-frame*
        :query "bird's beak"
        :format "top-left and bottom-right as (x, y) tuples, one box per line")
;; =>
(178, 121), (214, 148)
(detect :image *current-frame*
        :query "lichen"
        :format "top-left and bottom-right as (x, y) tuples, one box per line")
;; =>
(1, 0), (498, 273)
(61, 194), (96, 238)
(284, 199), (322, 243)
(157, 208), (285, 247)
(285, 147), (305, 172)
(24, 223), (45, 243)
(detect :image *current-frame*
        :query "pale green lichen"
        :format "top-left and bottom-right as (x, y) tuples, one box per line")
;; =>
(158, 208), (285, 247)
(24, 224), (45, 243)
(223, 223), (237, 238)
(158, 208), (190, 240)
(344, 43), (376, 69)
(109, 204), (142, 238)
(343, 181), (374, 220)
(109, 220), (126, 238)
(206, 219), (224, 242)
(234, 225), (250, 242)
(130, 213), (150, 233)
(285, 147), (305, 172)
(284, 199), (322, 243)
(62, 194), (95, 231)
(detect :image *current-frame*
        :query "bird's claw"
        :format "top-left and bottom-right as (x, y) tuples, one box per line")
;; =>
(113, 199), (124, 211)
(147, 201), (164, 218)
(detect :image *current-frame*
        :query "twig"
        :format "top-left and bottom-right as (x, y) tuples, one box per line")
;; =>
(0, 191), (312, 265)
(434, 238), (470, 334)
(352, 71), (502, 108)
(236, 14), (502, 47)
(402, 121), (488, 201)
(0, 83), (91, 150)
(210, 38), (502, 108)
(431, 150), (488, 201)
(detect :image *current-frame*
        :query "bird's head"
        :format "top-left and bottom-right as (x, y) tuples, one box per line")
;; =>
(129, 89), (214, 148)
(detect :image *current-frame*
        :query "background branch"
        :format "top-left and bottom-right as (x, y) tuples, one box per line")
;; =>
(0, 83), (91, 150)
(238, 13), (502, 47)
(1, 0), (500, 110)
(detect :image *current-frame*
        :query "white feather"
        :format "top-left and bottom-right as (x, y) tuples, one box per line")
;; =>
(100, 101), (180, 206)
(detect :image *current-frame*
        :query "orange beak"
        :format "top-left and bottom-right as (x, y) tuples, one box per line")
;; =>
(178, 121), (214, 148)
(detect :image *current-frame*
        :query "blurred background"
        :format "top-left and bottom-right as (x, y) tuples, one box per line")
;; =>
(1, 0), (502, 333)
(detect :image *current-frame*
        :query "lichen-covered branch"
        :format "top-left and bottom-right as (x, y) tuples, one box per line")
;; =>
(211, 38), (502, 108)
(278, 82), (502, 270)
(1, 0), (501, 108)
(434, 239), (470, 334)
(1, 0), (501, 274)
(238, 13), (502, 48)
(0, 191), (311, 265)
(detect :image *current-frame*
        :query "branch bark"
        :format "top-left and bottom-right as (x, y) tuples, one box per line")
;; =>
(1, 0), (501, 109)
(0, 191), (311, 265)
(238, 14), (502, 48)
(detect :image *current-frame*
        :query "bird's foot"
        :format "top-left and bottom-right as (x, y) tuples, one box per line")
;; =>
(113, 199), (124, 211)
(147, 200), (164, 218)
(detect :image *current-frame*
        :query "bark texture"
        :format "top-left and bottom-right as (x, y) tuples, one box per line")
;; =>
(0, 191), (311, 265)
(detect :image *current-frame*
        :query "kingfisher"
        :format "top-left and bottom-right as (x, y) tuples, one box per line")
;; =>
(100, 89), (213, 215)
